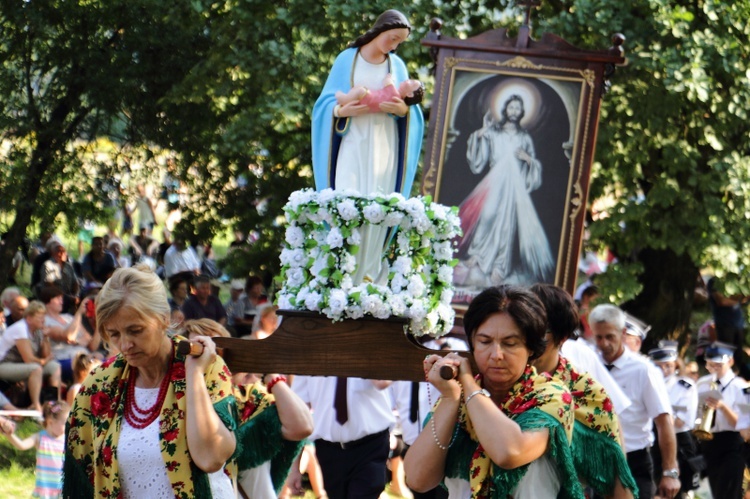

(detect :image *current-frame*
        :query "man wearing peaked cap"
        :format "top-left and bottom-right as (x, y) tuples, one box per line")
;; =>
(623, 312), (651, 353)
(589, 304), (679, 499)
(648, 342), (702, 496)
(697, 341), (747, 498)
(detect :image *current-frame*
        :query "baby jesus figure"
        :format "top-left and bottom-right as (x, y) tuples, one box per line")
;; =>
(335, 74), (423, 113)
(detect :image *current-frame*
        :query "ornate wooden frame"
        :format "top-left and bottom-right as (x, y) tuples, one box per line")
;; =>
(421, 26), (624, 313)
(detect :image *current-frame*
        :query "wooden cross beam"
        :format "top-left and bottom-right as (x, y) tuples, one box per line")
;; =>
(212, 310), (476, 382)
(517, 0), (542, 26)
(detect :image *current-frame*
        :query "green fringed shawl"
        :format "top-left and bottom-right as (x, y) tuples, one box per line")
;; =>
(443, 408), (584, 498)
(572, 422), (638, 497)
(235, 403), (305, 492)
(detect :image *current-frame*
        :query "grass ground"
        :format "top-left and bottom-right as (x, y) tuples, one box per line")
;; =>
(0, 419), (41, 498)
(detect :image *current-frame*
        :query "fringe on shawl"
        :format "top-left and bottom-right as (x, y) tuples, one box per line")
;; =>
(572, 422), (638, 497)
(61, 422), (94, 499)
(443, 408), (584, 498)
(235, 404), (305, 492)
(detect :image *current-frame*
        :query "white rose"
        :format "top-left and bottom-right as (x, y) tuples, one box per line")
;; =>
(437, 265), (454, 284)
(341, 253), (357, 273)
(425, 309), (440, 332)
(407, 275), (426, 298)
(386, 294), (407, 316)
(310, 257), (328, 278)
(319, 208), (333, 224)
(328, 289), (348, 315)
(285, 226), (305, 248)
(390, 273), (407, 293)
(283, 248), (306, 268)
(437, 303), (455, 324)
(308, 210), (324, 223)
(412, 214), (430, 234)
(318, 188), (336, 204)
(392, 256), (412, 275)
(304, 292), (322, 311)
(340, 275), (354, 291)
(362, 294), (384, 316)
(286, 267), (306, 287)
(384, 211), (404, 227)
(277, 293), (294, 310)
(346, 304), (364, 320)
(440, 288), (455, 304)
(336, 199), (359, 222)
(431, 203), (448, 220)
(326, 227), (344, 249)
(296, 287), (310, 306)
(409, 301), (426, 322)
(433, 241), (453, 261)
(279, 248), (293, 266)
(363, 203), (386, 224)
(287, 189), (315, 211)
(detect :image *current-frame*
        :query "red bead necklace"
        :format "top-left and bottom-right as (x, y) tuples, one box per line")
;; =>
(124, 355), (173, 429)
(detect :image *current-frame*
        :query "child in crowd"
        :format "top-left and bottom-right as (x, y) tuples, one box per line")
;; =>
(3, 400), (70, 499)
(66, 352), (101, 406)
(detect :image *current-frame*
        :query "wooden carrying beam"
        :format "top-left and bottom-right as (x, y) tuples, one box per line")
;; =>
(212, 310), (475, 382)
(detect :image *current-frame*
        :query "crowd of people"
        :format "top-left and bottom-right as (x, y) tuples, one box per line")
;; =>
(3, 249), (750, 499)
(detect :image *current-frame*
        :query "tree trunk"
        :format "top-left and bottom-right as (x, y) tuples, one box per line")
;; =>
(621, 247), (698, 352)
(0, 148), (56, 292)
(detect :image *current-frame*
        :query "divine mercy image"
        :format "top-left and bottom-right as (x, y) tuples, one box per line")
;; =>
(440, 72), (584, 299)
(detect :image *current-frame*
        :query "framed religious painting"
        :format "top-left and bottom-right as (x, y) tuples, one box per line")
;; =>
(421, 26), (625, 313)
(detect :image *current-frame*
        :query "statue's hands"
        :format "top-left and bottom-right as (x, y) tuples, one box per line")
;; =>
(337, 101), (369, 118)
(379, 96), (408, 117)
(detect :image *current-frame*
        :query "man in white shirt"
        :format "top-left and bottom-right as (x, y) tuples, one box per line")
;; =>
(293, 376), (394, 499)
(589, 304), (680, 499)
(648, 341), (701, 495)
(163, 239), (200, 285)
(696, 341), (747, 498)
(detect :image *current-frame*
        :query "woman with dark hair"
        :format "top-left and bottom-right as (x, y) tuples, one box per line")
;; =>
(311, 9), (424, 284)
(529, 283), (636, 498)
(404, 285), (583, 498)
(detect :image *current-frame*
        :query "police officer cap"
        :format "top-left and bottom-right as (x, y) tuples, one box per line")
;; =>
(623, 312), (651, 339)
(705, 341), (735, 363)
(648, 343), (678, 363)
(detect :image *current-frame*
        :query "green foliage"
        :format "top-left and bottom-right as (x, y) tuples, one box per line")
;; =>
(2, 0), (750, 340)
(536, 0), (750, 312)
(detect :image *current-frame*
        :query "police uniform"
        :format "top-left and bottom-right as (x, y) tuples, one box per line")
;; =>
(698, 342), (747, 499)
(648, 342), (701, 494)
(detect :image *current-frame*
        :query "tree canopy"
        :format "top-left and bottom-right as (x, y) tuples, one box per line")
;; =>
(1, 0), (749, 347)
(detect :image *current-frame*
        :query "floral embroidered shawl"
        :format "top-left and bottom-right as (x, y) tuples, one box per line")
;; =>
(442, 364), (583, 499)
(63, 335), (236, 499)
(553, 356), (637, 497)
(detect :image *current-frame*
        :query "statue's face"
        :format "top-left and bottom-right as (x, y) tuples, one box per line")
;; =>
(372, 28), (409, 55)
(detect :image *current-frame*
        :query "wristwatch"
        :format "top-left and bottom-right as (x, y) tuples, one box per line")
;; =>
(662, 468), (679, 479)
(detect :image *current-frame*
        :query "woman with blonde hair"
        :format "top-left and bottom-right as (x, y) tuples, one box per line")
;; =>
(63, 264), (236, 498)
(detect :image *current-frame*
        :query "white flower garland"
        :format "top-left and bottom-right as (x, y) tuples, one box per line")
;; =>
(276, 188), (462, 336)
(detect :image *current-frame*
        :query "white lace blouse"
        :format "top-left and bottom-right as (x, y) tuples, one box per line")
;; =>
(118, 386), (233, 498)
